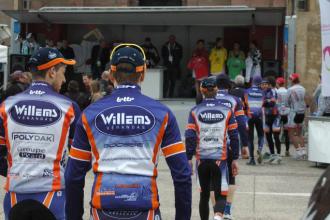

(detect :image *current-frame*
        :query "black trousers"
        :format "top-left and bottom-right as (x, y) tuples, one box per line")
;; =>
(248, 116), (264, 159)
(163, 66), (180, 98)
(198, 160), (226, 220)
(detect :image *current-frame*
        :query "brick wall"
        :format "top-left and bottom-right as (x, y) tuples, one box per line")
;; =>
(295, 0), (321, 94)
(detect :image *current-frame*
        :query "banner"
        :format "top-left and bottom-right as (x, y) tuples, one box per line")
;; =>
(320, 0), (330, 96)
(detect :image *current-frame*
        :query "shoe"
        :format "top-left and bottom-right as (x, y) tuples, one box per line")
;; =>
(285, 151), (290, 157)
(246, 158), (256, 165)
(224, 214), (233, 219)
(270, 155), (282, 165)
(257, 150), (263, 164)
(263, 154), (276, 163)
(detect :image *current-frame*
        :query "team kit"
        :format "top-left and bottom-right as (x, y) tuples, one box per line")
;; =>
(0, 44), (306, 220)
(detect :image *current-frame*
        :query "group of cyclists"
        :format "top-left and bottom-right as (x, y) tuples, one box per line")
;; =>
(0, 43), (307, 220)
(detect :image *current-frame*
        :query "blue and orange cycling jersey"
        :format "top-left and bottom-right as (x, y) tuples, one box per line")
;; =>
(65, 84), (192, 220)
(0, 81), (80, 194)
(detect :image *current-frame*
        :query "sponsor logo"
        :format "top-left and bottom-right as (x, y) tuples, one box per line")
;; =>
(10, 100), (62, 126)
(206, 103), (215, 107)
(48, 51), (57, 59)
(98, 191), (116, 196)
(115, 184), (140, 189)
(17, 147), (46, 159)
(29, 90), (46, 95)
(8, 172), (20, 179)
(198, 110), (225, 124)
(103, 210), (141, 218)
(116, 97), (135, 102)
(248, 92), (263, 98)
(218, 100), (233, 108)
(104, 143), (144, 148)
(115, 192), (138, 201)
(200, 127), (222, 133)
(117, 85), (137, 89)
(203, 137), (219, 143)
(12, 132), (54, 142)
(42, 168), (54, 177)
(95, 105), (155, 136)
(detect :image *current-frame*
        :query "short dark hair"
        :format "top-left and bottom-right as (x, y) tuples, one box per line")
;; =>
(202, 89), (217, 98)
(216, 80), (231, 90)
(31, 63), (65, 80)
(112, 63), (142, 84)
(216, 37), (222, 43)
(267, 76), (276, 88)
(82, 72), (93, 79)
(197, 39), (205, 44)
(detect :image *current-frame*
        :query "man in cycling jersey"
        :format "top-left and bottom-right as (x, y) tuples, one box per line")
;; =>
(215, 74), (247, 219)
(276, 77), (290, 156)
(185, 76), (239, 220)
(65, 44), (192, 220)
(287, 73), (307, 159)
(245, 76), (264, 165)
(0, 47), (80, 220)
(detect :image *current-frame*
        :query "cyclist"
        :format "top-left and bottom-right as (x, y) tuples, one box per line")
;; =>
(261, 77), (282, 164)
(245, 75), (264, 165)
(276, 77), (290, 156)
(0, 47), (80, 220)
(214, 74), (247, 219)
(185, 76), (239, 220)
(286, 73), (307, 159)
(65, 44), (192, 220)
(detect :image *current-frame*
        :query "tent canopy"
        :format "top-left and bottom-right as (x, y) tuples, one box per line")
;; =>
(2, 6), (285, 26)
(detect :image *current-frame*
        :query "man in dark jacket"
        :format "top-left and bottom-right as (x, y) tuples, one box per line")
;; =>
(141, 37), (160, 68)
(3, 71), (30, 100)
(90, 40), (110, 79)
(161, 35), (183, 98)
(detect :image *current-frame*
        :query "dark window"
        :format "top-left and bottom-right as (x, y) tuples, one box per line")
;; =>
(297, 0), (309, 11)
(139, 0), (182, 6)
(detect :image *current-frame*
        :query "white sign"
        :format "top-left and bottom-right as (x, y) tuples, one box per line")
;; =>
(320, 0), (330, 96)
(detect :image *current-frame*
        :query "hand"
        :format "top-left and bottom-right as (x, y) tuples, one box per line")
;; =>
(232, 160), (239, 177)
(188, 160), (193, 175)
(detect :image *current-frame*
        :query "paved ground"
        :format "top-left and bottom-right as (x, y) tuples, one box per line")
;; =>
(0, 100), (326, 219)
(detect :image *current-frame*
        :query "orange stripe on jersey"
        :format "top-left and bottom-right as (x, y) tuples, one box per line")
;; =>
(1, 103), (12, 191)
(191, 112), (201, 160)
(92, 173), (103, 209)
(0, 138), (5, 145)
(234, 110), (245, 117)
(52, 105), (74, 191)
(10, 192), (17, 207)
(228, 123), (238, 131)
(92, 208), (100, 220)
(147, 209), (155, 220)
(68, 138), (73, 146)
(70, 146), (91, 162)
(162, 142), (186, 158)
(43, 191), (55, 208)
(150, 113), (168, 210)
(186, 123), (196, 131)
(82, 113), (99, 172)
(221, 111), (231, 160)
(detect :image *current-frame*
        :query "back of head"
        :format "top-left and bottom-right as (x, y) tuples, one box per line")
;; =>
(216, 74), (231, 90)
(234, 75), (245, 86)
(267, 76), (276, 88)
(67, 80), (80, 93)
(91, 80), (101, 93)
(252, 75), (262, 86)
(200, 76), (217, 98)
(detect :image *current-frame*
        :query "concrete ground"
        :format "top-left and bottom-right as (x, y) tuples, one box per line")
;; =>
(0, 100), (326, 219)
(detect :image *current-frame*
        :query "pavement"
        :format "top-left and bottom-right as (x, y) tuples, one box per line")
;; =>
(0, 100), (326, 219)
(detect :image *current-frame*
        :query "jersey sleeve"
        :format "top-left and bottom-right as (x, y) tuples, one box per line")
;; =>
(227, 110), (239, 160)
(161, 110), (192, 220)
(68, 102), (81, 147)
(185, 109), (197, 160)
(234, 98), (248, 147)
(65, 113), (92, 220)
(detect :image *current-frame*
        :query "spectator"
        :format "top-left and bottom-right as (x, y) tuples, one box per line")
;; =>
(90, 39), (110, 79)
(60, 40), (76, 93)
(64, 80), (88, 110)
(230, 75), (249, 114)
(187, 39), (209, 104)
(3, 71), (30, 100)
(209, 37), (228, 76)
(141, 37), (160, 68)
(81, 73), (92, 109)
(227, 50), (245, 81)
(90, 80), (103, 103)
(249, 41), (262, 79)
(99, 70), (113, 95)
(21, 33), (39, 55)
(161, 35), (183, 98)
(229, 42), (245, 60)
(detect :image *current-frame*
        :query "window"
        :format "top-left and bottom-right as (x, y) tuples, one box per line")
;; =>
(297, 0), (309, 11)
